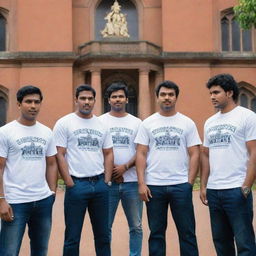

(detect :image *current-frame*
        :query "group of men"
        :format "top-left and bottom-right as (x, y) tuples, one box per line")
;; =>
(0, 73), (255, 256)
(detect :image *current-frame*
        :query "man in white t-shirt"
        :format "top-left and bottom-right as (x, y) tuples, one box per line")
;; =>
(53, 85), (113, 256)
(99, 82), (142, 256)
(200, 74), (256, 256)
(135, 80), (201, 256)
(0, 85), (58, 256)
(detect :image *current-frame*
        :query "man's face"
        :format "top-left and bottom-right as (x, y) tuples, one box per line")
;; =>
(18, 94), (41, 122)
(157, 87), (177, 112)
(209, 85), (232, 110)
(108, 89), (128, 112)
(76, 90), (95, 116)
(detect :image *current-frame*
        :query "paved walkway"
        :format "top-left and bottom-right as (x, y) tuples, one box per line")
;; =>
(19, 190), (256, 256)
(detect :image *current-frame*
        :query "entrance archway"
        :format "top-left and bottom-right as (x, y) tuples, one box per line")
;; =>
(102, 69), (138, 116)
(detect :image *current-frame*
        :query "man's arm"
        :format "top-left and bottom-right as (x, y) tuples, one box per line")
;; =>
(56, 146), (74, 187)
(136, 144), (151, 202)
(188, 145), (200, 185)
(103, 147), (114, 183)
(242, 140), (256, 195)
(46, 155), (58, 193)
(0, 157), (13, 222)
(200, 146), (210, 205)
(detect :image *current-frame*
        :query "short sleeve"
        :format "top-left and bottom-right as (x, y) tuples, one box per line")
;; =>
(134, 122), (150, 146)
(186, 120), (202, 147)
(102, 129), (113, 149)
(0, 129), (8, 158)
(46, 132), (57, 157)
(244, 113), (256, 142)
(53, 120), (68, 148)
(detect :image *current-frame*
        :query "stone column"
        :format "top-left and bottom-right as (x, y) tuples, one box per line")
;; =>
(138, 69), (151, 120)
(91, 69), (102, 116)
(154, 71), (164, 111)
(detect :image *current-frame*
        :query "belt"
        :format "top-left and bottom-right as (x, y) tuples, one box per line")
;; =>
(71, 173), (104, 182)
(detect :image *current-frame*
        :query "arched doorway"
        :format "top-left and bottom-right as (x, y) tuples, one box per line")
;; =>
(102, 69), (138, 116)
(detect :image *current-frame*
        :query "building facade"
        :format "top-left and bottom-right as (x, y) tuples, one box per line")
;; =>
(0, 0), (255, 135)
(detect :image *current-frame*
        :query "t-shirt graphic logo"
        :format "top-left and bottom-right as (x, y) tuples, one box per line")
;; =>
(209, 130), (231, 147)
(152, 127), (182, 151)
(155, 131), (180, 146)
(21, 142), (43, 160)
(112, 132), (130, 148)
(77, 135), (100, 151)
(110, 127), (133, 149)
(207, 124), (235, 148)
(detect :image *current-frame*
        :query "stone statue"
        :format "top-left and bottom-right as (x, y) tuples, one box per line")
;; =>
(101, 0), (130, 38)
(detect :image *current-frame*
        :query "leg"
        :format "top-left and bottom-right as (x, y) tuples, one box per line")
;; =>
(121, 182), (143, 256)
(88, 177), (111, 256)
(169, 183), (198, 256)
(28, 195), (55, 256)
(222, 188), (256, 256)
(207, 189), (236, 256)
(0, 202), (31, 256)
(63, 179), (89, 256)
(146, 185), (168, 256)
(108, 182), (121, 242)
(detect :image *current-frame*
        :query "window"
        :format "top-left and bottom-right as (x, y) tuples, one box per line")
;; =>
(238, 83), (256, 113)
(0, 95), (7, 126)
(0, 13), (6, 51)
(221, 9), (254, 52)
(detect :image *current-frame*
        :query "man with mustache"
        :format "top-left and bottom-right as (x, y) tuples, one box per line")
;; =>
(135, 80), (201, 256)
(0, 85), (58, 256)
(53, 85), (113, 256)
(201, 74), (256, 256)
(99, 82), (143, 256)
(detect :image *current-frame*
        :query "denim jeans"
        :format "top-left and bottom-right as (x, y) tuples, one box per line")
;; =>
(109, 182), (143, 256)
(0, 194), (55, 256)
(146, 183), (198, 256)
(63, 175), (110, 256)
(207, 188), (256, 256)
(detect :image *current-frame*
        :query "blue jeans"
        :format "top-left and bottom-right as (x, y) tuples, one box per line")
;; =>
(63, 174), (110, 256)
(146, 183), (198, 256)
(207, 188), (256, 256)
(109, 182), (143, 256)
(0, 194), (55, 256)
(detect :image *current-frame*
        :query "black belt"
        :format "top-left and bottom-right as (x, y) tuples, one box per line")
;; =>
(71, 173), (104, 182)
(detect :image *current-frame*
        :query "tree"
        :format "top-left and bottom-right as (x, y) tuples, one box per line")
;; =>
(234, 0), (256, 29)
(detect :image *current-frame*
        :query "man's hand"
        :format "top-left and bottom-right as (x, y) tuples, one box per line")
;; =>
(138, 183), (152, 202)
(112, 164), (126, 179)
(200, 187), (208, 206)
(0, 199), (14, 222)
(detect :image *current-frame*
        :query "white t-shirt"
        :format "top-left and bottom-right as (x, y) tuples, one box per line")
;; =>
(0, 120), (57, 204)
(135, 112), (201, 185)
(203, 106), (256, 189)
(53, 113), (113, 177)
(99, 113), (141, 182)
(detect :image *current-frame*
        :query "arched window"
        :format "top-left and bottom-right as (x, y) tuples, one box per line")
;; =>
(221, 9), (254, 52)
(0, 13), (6, 51)
(0, 92), (7, 126)
(238, 83), (256, 113)
(240, 93), (248, 108)
(95, 0), (138, 40)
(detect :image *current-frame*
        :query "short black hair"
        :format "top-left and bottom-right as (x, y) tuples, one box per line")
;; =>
(155, 80), (180, 97)
(75, 84), (96, 98)
(16, 85), (43, 103)
(206, 74), (239, 102)
(106, 82), (128, 98)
